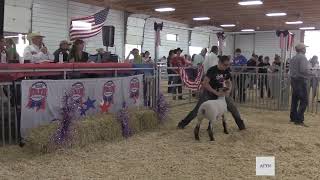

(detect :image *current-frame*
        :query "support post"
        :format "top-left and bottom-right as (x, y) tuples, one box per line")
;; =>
(0, 0), (5, 36)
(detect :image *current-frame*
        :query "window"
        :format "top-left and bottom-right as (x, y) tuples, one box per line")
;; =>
(125, 44), (141, 59)
(304, 31), (320, 59)
(166, 34), (178, 41)
(189, 46), (203, 56)
(4, 33), (29, 58)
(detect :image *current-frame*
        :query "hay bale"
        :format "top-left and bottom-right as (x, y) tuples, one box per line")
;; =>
(25, 109), (160, 153)
(128, 108), (159, 133)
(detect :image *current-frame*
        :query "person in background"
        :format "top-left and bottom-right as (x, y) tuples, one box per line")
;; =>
(167, 50), (175, 94)
(126, 48), (142, 64)
(53, 40), (71, 63)
(258, 56), (271, 98)
(89, 48), (106, 63)
(272, 54), (282, 72)
(177, 55), (246, 130)
(171, 48), (189, 100)
(142, 51), (153, 64)
(289, 43), (313, 126)
(5, 38), (19, 63)
(23, 32), (54, 63)
(203, 46), (219, 73)
(247, 54), (258, 89)
(68, 39), (89, 63)
(309, 55), (319, 100)
(0, 36), (7, 63)
(192, 48), (207, 67)
(232, 48), (247, 103)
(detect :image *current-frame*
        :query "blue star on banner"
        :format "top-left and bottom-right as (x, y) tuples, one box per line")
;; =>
(84, 97), (96, 110)
(80, 106), (87, 116)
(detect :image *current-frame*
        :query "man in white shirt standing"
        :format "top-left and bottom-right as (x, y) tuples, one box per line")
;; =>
(203, 46), (219, 73)
(23, 33), (54, 63)
(192, 48), (207, 67)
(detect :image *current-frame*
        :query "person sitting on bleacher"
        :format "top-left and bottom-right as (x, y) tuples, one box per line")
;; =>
(5, 38), (19, 63)
(23, 32), (54, 63)
(53, 40), (71, 63)
(68, 39), (89, 63)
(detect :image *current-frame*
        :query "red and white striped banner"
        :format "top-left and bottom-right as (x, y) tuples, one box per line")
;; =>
(178, 65), (204, 91)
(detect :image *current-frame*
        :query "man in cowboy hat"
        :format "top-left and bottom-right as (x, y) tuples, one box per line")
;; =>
(53, 40), (71, 63)
(23, 32), (54, 63)
(289, 43), (313, 127)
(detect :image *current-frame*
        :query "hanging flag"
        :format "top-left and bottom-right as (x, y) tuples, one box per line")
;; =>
(178, 65), (204, 91)
(70, 8), (109, 41)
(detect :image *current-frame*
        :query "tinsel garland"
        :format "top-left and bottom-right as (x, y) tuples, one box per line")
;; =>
(116, 102), (132, 138)
(51, 90), (80, 146)
(154, 93), (169, 123)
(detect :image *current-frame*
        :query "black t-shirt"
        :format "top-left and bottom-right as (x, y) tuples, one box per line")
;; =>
(206, 65), (232, 99)
(258, 62), (269, 73)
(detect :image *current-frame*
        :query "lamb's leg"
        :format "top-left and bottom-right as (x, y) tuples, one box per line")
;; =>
(222, 114), (229, 134)
(207, 119), (215, 141)
(194, 116), (203, 141)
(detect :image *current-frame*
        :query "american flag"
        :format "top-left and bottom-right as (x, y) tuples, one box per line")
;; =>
(70, 8), (109, 41)
(178, 65), (204, 91)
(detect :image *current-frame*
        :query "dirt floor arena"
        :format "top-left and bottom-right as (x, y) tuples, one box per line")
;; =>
(0, 103), (319, 180)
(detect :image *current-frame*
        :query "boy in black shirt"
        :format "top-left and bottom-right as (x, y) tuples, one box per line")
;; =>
(177, 56), (246, 130)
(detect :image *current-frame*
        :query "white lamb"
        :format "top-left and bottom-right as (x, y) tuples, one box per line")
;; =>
(194, 96), (229, 141)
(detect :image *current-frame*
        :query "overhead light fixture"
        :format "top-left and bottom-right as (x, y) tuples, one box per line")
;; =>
(155, 7), (175, 12)
(241, 29), (255, 32)
(299, 27), (315, 30)
(221, 24), (236, 27)
(238, 0), (263, 6)
(266, 12), (287, 17)
(286, 21), (303, 25)
(193, 17), (211, 21)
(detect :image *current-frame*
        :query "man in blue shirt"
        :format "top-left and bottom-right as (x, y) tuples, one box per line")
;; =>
(232, 49), (247, 103)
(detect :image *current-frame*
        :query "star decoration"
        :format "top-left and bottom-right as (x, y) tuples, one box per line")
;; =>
(84, 97), (96, 110)
(80, 106), (87, 116)
(100, 101), (111, 113)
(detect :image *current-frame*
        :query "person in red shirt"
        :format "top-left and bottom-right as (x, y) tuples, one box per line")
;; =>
(170, 48), (191, 100)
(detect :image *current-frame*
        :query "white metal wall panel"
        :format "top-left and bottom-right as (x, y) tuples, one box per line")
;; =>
(191, 32), (209, 47)
(223, 34), (234, 56)
(235, 34), (254, 59)
(209, 33), (219, 48)
(4, 0), (32, 33)
(4, 5), (31, 33)
(126, 17), (145, 45)
(32, 0), (68, 53)
(142, 18), (189, 59)
(255, 32), (280, 59)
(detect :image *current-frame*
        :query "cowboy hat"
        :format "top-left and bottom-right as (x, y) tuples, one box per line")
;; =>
(27, 32), (45, 40)
(60, 40), (72, 46)
(295, 43), (308, 50)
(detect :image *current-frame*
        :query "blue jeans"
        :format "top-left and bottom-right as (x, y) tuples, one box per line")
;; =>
(290, 78), (308, 123)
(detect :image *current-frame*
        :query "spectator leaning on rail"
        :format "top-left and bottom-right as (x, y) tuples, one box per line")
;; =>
(177, 55), (246, 130)
(23, 32), (54, 63)
(171, 48), (191, 100)
(232, 48), (247, 103)
(289, 43), (313, 127)
(309, 55), (319, 101)
(125, 48), (142, 64)
(53, 40), (71, 63)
